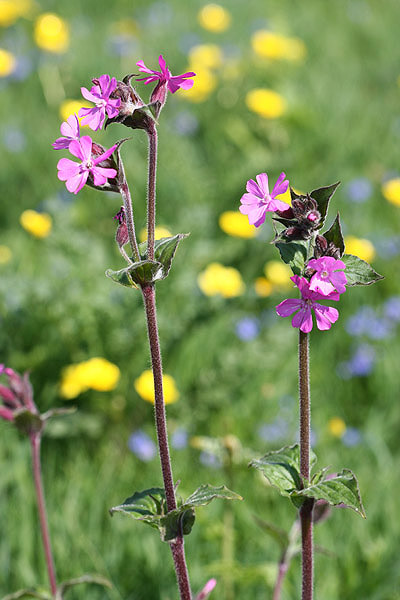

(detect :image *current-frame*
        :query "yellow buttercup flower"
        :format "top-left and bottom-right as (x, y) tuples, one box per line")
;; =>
(179, 67), (216, 102)
(59, 99), (91, 124)
(264, 261), (292, 288)
(34, 13), (69, 54)
(344, 236), (375, 263)
(139, 226), (172, 243)
(0, 245), (12, 264)
(219, 211), (257, 239)
(20, 210), (52, 238)
(188, 44), (223, 70)
(198, 4), (231, 33)
(252, 30), (306, 62)
(134, 370), (179, 405)
(382, 178), (400, 206)
(254, 277), (273, 297)
(246, 88), (287, 119)
(0, 48), (16, 77)
(198, 262), (245, 298)
(60, 358), (120, 399)
(0, 0), (32, 27)
(328, 417), (346, 438)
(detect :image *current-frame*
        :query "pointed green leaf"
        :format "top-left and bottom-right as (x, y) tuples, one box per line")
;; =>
(293, 469), (366, 518)
(341, 254), (383, 286)
(323, 213), (345, 256)
(160, 507), (196, 541)
(275, 241), (308, 275)
(249, 444), (302, 496)
(106, 260), (163, 287)
(184, 484), (243, 507)
(139, 234), (189, 278)
(309, 182), (340, 226)
(109, 487), (166, 529)
(105, 266), (138, 288)
(2, 590), (51, 600)
(57, 574), (112, 598)
(253, 515), (289, 550)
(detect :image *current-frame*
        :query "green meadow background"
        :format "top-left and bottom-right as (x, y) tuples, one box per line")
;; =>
(1, 0), (400, 598)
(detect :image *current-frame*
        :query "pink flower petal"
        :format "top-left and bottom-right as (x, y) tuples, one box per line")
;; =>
(309, 277), (335, 296)
(81, 87), (99, 103)
(292, 306), (313, 332)
(92, 143), (118, 166)
(276, 298), (303, 317)
(247, 206), (267, 227)
(240, 192), (258, 206)
(57, 158), (80, 180)
(314, 304), (339, 330)
(271, 172), (289, 197)
(246, 179), (262, 197)
(66, 172), (88, 194)
(255, 173), (269, 196)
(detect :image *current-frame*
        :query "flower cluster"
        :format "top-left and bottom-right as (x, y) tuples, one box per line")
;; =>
(0, 364), (38, 424)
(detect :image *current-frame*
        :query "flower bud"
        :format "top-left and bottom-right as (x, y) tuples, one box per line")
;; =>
(114, 206), (129, 247)
(106, 75), (155, 131)
(86, 142), (119, 193)
(284, 226), (309, 240)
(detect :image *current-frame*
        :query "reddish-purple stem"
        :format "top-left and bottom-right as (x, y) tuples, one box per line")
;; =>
(30, 433), (57, 597)
(118, 156), (140, 262)
(146, 126), (158, 261)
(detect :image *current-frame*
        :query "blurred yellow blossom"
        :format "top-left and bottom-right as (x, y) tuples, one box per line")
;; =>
(252, 30), (306, 62)
(20, 210), (52, 238)
(0, 0), (32, 27)
(275, 187), (292, 205)
(60, 357), (120, 399)
(59, 99), (91, 124)
(344, 236), (375, 263)
(0, 48), (16, 77)
(34, 13), (69, 54)
(189, 44), (223, 70)
(382, 178), (400, 206)
(0, 245), (12, 264)
(179, 67), (216, 102)
(219, 211), (257, 238)
(254, 277), (273, 297)
(198, 4), (231, 33)
(134, 370), (179, 405)
(264, 261), (292, 288)
(246, 88), (286, 119)
(198, 262), (245, 298)
(139, 226), (172, 243)
(328, 417), (346, 438)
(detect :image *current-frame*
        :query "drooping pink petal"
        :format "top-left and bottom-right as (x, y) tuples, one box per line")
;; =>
(276, 298), (303, 317)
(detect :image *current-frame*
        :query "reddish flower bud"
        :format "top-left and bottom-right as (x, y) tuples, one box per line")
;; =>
(114, 207), (129, 247)
(106, 75), (155, 131)
(86, 142), (119, 193)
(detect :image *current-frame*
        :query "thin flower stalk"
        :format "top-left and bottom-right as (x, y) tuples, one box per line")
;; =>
(146, 124), (158, 261)
(117, 155), (140, 262)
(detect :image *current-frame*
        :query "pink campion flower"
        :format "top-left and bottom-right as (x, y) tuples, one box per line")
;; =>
(57, 136), (117, 195)
(307, 256), (347, 296)
(136, 54), (196, 94)
(79, 74), (121, 131)
(239, 172), (290, 227)
(276, 275), (340, 333)
(52, 114), (80, 150)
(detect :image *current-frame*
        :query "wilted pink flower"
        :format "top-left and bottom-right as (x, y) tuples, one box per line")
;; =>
(79, 74), (121, 131)
(307, 256), (347, 296)
(52, 114), (80, 150)
(239, 172), (290, 227)
(276, 275), (340, 333)
(136, 55), (196, 94)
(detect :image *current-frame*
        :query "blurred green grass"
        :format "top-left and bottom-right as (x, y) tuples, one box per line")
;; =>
(1, 0), (400, 598)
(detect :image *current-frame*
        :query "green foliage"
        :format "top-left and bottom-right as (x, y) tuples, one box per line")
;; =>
(275, 241), (308, 276)
(323, 213), (345, 256)
(341, 254), (384, 286)
(309, 182), (340, 227)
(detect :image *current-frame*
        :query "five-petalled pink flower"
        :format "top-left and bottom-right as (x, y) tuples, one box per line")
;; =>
(57, 136), (117, 194)
(308, 256), (347, 296)
(276, 275), (340, 333)
(136, 55), (196, 94)
(79, 74), (121, 131)
(239, 172), (290, 228)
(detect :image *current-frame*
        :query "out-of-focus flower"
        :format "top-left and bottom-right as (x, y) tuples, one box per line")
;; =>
(179, 67), (216, 102)
(235, 316), (260, 341)
(382, 177), (400, 206)
(59, 99), (92, 124)
(0, 48), (16, 77)
(258, 417), (289, 442)
(20, 210), (52, 238)
(384, 296), (400, 322)
(60, 357), (120, 399)
(276, 275), (340, 333)
(57, 136), (117, 194)
(139, 226), (172, 243)
(328, 417), (346, 438)
(0, 245), (12, 264)
(171, 428), (188, 450)
(199, 451), (222, 468)
(128, 430), (156, 461)
(344, 236), (375, 262)
(219, 211), (257, 238)
(137, 54), (196, 94)
(196, 579), (217, 600)
(0, 0), (32, 27)
(252, 30), (306, 62)
(34, 13), (69, 54)
(345, 177), (372, 203)
(198, 262), (245, 298)
(79, 75), (121, 131)
(0, 364), (37, 424)
(198, 4), (231, 32)
(254, 277), (273, 297)
(134, 370), (179, 405)
(239, 172), (289, 227)
(173, 111), (199, 135)
(374, 236), (400, 259)
(52, 114), (80, 150)
(342, 427), (361, 447)
(264, 261), (292, 288)
(245, 88), (286, 119)
(347, 344), (376, 376)
(308, 256), (347, 295)
(188, 44), (223, 69)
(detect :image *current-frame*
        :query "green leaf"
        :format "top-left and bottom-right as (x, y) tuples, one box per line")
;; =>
(323, 212), (345, 256)
(293, 469), (366, 518)
(249, 444), (303, 497)
(341, 254), (384, 286)
(105, 260), (163, 288)
(309, 182), (340, 226)
(41, 407), (77, 422)
(275, 241), (308, 275)
(139, 234), (189, 276)
(109, 487), (167, 530)
(184, 484), (243, 507)
(57, 575), (112, 599)
(160, 507), (196, 541)
(2, 590), (51, 600)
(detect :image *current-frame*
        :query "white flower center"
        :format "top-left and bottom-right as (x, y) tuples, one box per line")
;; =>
(321, 270), (328, 279)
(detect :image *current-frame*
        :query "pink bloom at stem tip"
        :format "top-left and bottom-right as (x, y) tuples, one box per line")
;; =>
(239, 172), (290, 228)
(136, 54), (196, 94)
(276, 275), (340, 333)
(79, 74), (121, 131)
(52, 114), (80, 150)
(307, 256), (347, 295)
(57, 136), (117, 195)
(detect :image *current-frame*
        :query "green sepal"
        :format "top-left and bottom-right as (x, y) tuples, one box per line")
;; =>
(341, 254), (384, 286)
(292, 469), (366, 518)
(323, 212), (345, 256)
(1, 590), (51, 600)
(13, 409), (43, 435)
(56, 574), (112, 599)
(275, 241), (308, 276)
(309, 181), (340, 227)
(41, 407), (77, 422)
